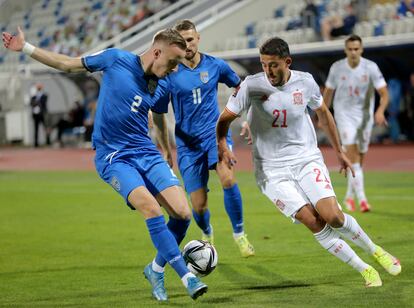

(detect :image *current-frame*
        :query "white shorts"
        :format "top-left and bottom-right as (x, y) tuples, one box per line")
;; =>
(335, 116), (373, 154)
(257, 158), (336, 222)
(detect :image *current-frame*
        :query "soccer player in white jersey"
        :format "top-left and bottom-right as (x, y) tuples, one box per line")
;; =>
(323, 35), (389, 212)
(216, 37), (401, 287)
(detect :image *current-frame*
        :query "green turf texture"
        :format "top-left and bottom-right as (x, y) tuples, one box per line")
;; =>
(1, 171), (413, 307)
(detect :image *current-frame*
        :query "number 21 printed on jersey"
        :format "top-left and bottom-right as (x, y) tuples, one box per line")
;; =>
(272, 109), (288, 128)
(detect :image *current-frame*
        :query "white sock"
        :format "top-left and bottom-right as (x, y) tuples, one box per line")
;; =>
(181, 272), (196, 287)
(233, 231), (245, 239)
(152, 260), (165, 273)
(345, 169), (354, 199)
(351, 163), (367, 202)
(334, 213), (376, 255)
(314, 224), (369, 272)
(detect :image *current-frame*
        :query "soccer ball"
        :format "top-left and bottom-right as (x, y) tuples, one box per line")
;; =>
(182, 240), (218, 277)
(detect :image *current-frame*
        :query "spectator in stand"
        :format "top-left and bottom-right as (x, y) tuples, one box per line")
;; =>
(286, 0), (318, 31)
(301, 0), (318, 29)
(321, 1), (357, 41)
(397, 0), (414, 17)
(128, 5), (154, 28)
(55, 100), (85, 147)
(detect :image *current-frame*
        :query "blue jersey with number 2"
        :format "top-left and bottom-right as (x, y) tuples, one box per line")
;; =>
(82, 48), (164, 154)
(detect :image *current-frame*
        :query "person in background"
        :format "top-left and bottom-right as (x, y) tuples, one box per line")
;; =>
(321, 1), (357, 41)
(323, 35), (389, 213)
(30, 82), (51, 147)
(397, 0), (414, 17)
(55, 100), (85, 147)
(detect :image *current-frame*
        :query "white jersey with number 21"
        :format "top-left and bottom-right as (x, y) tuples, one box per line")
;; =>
(226, 70), (323, 170)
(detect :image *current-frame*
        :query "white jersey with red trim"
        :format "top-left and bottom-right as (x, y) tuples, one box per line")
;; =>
(226, 70), (323, 170)
(325, 57), (386, 124)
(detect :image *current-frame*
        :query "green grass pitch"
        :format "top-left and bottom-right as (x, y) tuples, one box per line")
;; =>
(1, 171), (413, 307)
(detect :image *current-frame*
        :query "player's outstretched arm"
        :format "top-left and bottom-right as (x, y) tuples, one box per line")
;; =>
(315, 102), (355, 177)
(217, 108), (238, 168)
(2, 27), (85, 73)
(152, 111), (173, 167)
(374, 86), (389, 126)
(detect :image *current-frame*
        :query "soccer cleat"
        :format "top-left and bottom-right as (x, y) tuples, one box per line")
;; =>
(361, 266), (382, 287)
(143, 264), (168, 301)
(201, 225), (214, 245)
(373, 245), (401, 276)
(234, 234), (255, 258)
(360, 200), (371, 213)
(344, 197), (356, 212)
(186, 276), (208, 300)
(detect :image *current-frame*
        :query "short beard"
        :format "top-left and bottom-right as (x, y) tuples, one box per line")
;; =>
(185, 51), (196, 60)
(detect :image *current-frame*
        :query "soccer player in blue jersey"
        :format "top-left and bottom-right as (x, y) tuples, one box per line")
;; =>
(3, 26), (207, 301)
(154, 20), (255, 257)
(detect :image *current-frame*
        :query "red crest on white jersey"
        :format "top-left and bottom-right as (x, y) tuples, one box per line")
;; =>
(361, 74), (368, 82)
(293, 92), (303, 105)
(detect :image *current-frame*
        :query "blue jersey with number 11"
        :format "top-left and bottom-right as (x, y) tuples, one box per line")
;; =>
(156, 54), (240, 147)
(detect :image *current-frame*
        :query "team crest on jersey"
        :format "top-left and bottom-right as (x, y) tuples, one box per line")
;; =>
(275, 199), (286, 211)
(110, 176), (121, 191)
(200, 71), (209, 83)
(361, 74), (368, 82)
(148, 79), (158, 94)
(341, 76), (346, 80)
(293, 91), (303, 105)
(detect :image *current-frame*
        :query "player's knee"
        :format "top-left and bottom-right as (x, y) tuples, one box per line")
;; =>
(175, 208), (191, 220)
(220, 175), (235, 188)
(297, 208), (325, 232)
(326, 213), (344, 228)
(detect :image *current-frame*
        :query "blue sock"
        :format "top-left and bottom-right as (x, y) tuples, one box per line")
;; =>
(146, 215), (189, 278)
(192, 208), (211, 234)
(223, 184), (244, 233)
(154, 217), (191, 267)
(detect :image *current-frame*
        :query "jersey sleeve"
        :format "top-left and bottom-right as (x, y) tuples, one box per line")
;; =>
(325, 63), (337, 89)
(369, 62), (387, 89)
(81, 48), (121, 72)
(218, 59), (241, 88)
(151, 78), (171, 114)
(225, 79), (250, 116)
(308, 77), (323, 110)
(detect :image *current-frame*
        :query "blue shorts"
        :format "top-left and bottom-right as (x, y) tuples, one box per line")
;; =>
(95, 149), (180, 210)
(177, 135), (232, 194)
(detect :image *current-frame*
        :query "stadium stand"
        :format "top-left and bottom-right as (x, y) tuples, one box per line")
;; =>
(217, 0), (414, 51)
(0, 0), (413, 146)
